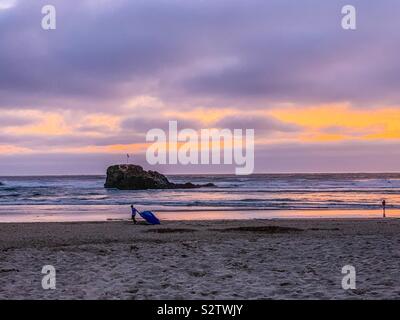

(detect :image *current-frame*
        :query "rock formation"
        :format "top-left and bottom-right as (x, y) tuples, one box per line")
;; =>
(104, 165), (215, 190)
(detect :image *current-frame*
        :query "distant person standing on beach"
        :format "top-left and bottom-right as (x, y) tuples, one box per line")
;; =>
(382, 199), (386, 218)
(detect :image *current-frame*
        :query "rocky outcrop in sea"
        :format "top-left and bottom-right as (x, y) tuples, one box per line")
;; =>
(104, 165), (215, 190)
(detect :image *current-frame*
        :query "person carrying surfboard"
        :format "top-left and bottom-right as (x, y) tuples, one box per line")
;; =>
(130, 205), (161, 225)
(130, 205), (138, 224)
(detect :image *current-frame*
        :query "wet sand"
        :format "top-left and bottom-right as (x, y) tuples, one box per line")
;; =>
(0, 206), (398, 223)
(1, 218), (400, 299)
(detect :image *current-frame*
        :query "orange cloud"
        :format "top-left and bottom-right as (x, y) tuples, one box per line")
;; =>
(0, 145), (32, 154)
(269, 104), (400, 142)
(58, 143), (149, 154)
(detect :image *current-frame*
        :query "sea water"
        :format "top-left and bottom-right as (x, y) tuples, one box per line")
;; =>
(1, 173), (399, 221)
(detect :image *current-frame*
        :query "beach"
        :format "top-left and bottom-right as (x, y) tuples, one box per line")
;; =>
(1, 218), (399, 299)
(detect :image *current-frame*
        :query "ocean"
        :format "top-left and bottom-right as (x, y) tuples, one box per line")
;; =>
(1, 173), (400, 221)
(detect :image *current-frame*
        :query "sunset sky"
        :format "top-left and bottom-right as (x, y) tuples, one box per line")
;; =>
(1, 0), (400, 175)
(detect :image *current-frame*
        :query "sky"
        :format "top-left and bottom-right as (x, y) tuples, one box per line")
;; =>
(1, 0), (400, 175)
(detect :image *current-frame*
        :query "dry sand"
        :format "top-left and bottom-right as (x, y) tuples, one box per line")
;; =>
(0, 218), (400, 299)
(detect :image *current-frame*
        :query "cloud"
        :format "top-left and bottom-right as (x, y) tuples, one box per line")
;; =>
(253, 140), (400, 172)
(0, 132), (144, 149)
(215, 115), (302, 133)
(2, 1), (400, 173)
(0, 0), (16, 10)
(121, 116), (202, 132)
(320, 125), (384, 137)
(0, 114), (37, 127)
(1, 0), (400, 111)
(2, 140), (400, 175)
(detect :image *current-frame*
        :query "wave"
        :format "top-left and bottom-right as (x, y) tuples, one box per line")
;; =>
(1, 174), (399, 211)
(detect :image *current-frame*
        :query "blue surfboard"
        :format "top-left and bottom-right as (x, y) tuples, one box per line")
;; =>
(139, 211), (160, 225)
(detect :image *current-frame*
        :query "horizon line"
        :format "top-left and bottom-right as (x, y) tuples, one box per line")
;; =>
(1, 171), (400, 178)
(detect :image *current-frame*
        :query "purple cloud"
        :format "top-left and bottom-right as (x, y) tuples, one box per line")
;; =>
(1, 0), (400, 111)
